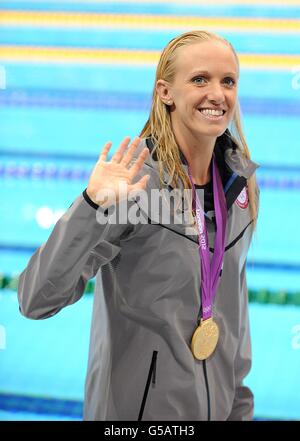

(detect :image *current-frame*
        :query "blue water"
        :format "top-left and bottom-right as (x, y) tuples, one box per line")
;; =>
(1, 1), (300, 19)
(1, 64), (299, 100)
(0, 291), (299, 420)
(1, 107), (299, 165)
(0, 0), (300, 421)
(1, 28), (300, 54)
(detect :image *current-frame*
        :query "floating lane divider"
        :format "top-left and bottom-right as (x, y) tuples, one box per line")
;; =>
(1, 272), (300, 306)
(1, 89), (300, 116)
(0, 10), (299, 33)
(74, 0), (300, 4)
(0, 390), (280, 421)
(0, 162), (300, 189)
(0, 45), (299, 70)
(0, 162), (91, 180)
(0, 392), (83, 418)
(4, 0), (300, 6)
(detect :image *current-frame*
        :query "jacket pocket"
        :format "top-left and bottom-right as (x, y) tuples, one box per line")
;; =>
(138, 350), (158, 421)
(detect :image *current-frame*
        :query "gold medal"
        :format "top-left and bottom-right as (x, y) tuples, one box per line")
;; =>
(191, 317), (219, 360)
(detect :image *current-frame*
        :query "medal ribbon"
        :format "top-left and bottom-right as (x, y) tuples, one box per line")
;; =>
(188, 154), (227, 321)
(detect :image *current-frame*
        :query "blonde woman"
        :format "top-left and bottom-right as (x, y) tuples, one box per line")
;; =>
(18, 30), (260, 421)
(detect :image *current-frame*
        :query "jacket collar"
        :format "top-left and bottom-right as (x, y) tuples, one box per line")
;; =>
(144, 129), (260, 212)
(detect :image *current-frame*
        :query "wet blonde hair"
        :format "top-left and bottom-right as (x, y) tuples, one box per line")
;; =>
(140, 30), (259, 230)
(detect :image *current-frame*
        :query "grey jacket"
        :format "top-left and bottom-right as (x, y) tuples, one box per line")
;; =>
(18, 133), (260, 421)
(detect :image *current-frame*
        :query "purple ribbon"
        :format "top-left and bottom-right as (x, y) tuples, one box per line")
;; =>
(188, 154), (227, 321)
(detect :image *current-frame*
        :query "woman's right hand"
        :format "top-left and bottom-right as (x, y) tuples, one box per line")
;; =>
(86, 136), (150, 208)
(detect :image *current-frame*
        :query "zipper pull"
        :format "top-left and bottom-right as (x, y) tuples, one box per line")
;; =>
(219, 261), (224, 278)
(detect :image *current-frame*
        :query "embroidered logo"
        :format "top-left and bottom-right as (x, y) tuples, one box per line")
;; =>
(235, 186), (249, 209)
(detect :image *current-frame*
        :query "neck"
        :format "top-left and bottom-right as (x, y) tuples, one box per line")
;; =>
(174, 130), (216, 186)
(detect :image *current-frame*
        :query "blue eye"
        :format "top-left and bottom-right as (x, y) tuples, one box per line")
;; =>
(192, 76), (206, 84)
(224, 77), (236, 86)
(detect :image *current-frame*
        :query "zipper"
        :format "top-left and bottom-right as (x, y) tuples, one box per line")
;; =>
(202, 360), (211, 421)
(138, 350), (158, 421)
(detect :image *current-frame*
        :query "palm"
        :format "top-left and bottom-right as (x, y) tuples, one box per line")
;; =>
(87, 136), (150, 207)
(91, 161), (135, 195)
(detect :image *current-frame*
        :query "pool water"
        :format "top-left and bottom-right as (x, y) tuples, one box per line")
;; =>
(0, 0), (300, 421)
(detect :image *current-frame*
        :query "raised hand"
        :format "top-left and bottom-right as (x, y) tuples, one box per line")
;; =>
(86, 136), (150, 208)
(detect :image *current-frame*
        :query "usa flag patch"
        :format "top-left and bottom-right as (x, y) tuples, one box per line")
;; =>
(235, 186), (249, 209)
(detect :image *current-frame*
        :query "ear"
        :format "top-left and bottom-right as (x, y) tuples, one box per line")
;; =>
(156, 79), (173, 106)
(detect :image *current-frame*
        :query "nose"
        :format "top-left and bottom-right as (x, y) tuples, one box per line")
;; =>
(206, 82), (225, 104)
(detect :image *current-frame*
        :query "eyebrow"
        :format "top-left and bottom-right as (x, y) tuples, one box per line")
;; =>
(190, 70), (238, 77)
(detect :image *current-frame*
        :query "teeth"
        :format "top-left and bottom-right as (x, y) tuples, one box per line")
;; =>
(199, 109), (224, 116)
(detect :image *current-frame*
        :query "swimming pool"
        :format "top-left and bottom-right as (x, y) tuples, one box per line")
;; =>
(0, 0), (300, 421)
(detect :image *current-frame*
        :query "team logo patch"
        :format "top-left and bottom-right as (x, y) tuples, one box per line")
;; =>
(235, 186), (249, 209)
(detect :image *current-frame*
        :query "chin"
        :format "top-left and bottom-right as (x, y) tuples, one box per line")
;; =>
(197, 126), (227, 138)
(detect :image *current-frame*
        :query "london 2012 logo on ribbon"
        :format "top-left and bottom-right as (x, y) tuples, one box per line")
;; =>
(235, 186), (249, 209)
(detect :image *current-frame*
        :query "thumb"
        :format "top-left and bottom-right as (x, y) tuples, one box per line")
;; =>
(128, 175), (150, 198)
(135, 174), (150, 190)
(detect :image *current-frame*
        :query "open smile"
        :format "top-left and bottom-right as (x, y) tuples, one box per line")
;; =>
(198, 108), (226, 121)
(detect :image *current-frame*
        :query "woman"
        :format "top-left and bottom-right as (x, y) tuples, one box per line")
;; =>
(18, 30), (260, 421)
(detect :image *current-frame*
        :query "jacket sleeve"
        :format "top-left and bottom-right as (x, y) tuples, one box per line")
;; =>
(227, 260), (254, 421)
(18, 189), (136, 320)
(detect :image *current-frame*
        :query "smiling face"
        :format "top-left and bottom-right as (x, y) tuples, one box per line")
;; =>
(156, 39), (239, 143)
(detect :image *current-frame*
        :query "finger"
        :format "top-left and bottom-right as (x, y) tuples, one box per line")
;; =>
(121, 136), (142, 167)
(111, 136), (131, 163)
(98, 141), (113, 162)
(128, 147), (149, 178)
